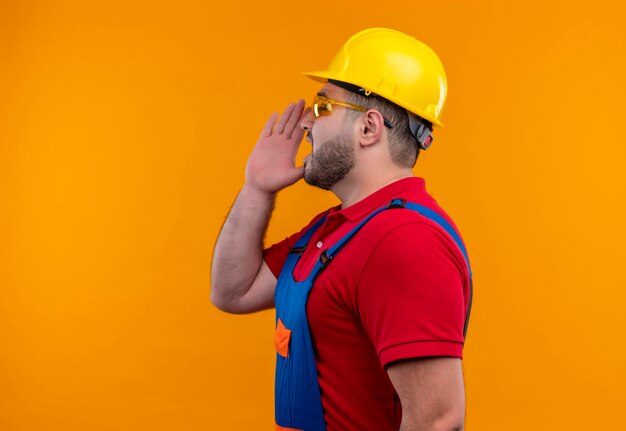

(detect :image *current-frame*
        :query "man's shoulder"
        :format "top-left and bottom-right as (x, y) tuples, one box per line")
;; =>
(362, 204), (452, 240)
(351, 204), (467, 268)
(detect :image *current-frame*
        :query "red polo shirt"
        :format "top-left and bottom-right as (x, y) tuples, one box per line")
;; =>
(263, 177), (471, 431)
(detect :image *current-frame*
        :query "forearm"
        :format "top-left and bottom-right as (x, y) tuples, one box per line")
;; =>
(210, 184), (275, 310)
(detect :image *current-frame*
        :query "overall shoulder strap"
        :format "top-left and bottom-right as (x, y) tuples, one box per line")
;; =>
(307, 204), (391, 282)
(390, 198), (473, 338)
(398, 199), (472, 277)
(307, 198), (473, 337)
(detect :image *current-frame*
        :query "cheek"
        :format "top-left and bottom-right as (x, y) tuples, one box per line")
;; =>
(312, 126), (331, 147)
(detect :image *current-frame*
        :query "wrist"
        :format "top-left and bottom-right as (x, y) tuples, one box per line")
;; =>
(241, 182), (276, 202)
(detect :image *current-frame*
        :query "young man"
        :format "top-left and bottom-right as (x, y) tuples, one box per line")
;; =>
(211, 28), (472, 431)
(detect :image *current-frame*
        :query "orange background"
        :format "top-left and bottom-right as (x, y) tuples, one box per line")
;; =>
(1, 1), (625, 429)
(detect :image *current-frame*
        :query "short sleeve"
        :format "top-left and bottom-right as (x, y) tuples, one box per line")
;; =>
(263, 233), (298, 279)
(356, 221), (469, 368)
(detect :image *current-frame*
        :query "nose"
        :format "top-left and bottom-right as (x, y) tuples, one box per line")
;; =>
(300, 107), (314, 133)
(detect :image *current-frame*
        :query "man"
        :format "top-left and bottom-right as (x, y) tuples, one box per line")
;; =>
(211, 28), (472, 431)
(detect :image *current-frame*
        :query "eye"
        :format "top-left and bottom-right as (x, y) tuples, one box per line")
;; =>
(317, 103), (330, 115)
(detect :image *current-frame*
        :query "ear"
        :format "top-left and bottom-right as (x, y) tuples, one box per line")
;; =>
(357, 109), (385, 147)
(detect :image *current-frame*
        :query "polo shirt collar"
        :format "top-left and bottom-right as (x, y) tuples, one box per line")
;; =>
(327, 177), (427, 222)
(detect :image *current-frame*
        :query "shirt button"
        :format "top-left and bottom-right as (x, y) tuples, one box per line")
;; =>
(316, 241), (323, 248)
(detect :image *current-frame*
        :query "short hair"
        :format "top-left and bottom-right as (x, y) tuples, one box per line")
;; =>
(341, 90), (432, 168)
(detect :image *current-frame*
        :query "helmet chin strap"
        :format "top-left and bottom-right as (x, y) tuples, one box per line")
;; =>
(408, 113), (434, 150)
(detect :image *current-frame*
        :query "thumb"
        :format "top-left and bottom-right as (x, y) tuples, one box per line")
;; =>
(286, 166), (305, 184)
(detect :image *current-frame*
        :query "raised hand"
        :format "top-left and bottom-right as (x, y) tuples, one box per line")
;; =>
(245, 100), (309, 196)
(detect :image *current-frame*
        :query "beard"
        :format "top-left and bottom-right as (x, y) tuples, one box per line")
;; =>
(303, 131), (355, 190)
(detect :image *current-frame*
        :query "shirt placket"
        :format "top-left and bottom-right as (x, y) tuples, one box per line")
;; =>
(293, 214), (345, 282)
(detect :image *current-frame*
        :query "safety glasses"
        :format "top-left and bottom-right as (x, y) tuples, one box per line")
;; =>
(312, 94), (393, 128)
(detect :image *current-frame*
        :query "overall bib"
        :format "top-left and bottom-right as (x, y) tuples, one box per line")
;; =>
(274, 199), (473, 431)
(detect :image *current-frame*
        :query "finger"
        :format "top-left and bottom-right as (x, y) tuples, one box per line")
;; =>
(261, 112), (278, 138)
(300, 106), (312, 120)
(289, 126), (306, 157)
(284, 99), (305, 139)
(286, 165), (305, 184)
(289, 106), (311, 142)
(299, 106), (312, 127)
(274, 102), (295, 135)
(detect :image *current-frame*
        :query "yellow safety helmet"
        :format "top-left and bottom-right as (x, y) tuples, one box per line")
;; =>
(303, 28), (448, 128)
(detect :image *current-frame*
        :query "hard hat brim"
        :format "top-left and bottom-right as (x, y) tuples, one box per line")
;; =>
(302, 71), (333, 84)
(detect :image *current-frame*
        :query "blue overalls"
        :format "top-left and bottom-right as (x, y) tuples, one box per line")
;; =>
(274, 199), (473, 431)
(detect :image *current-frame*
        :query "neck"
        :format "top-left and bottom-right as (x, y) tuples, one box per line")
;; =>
(332, 169), (415, 208)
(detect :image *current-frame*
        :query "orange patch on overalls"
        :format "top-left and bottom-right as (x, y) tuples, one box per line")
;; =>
(275, 318), (292, 358)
